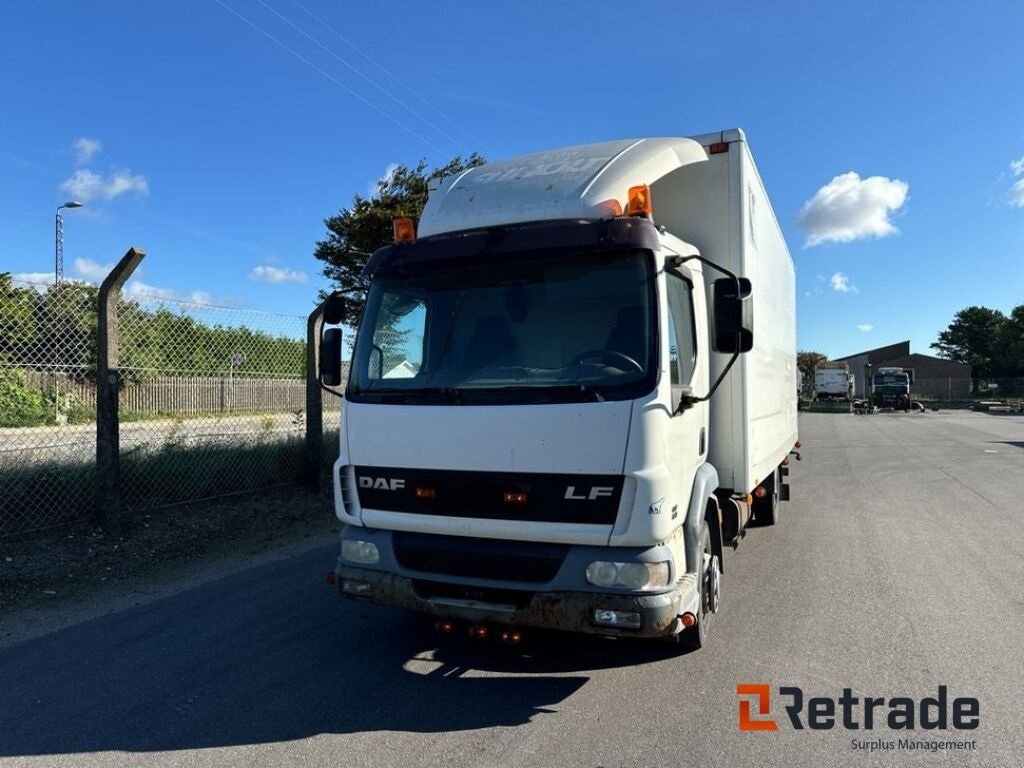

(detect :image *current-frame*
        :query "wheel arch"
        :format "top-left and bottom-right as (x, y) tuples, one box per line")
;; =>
(684, 462), (721, 574)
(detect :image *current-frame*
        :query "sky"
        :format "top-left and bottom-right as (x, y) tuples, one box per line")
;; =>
(1, 0), (1021, 358)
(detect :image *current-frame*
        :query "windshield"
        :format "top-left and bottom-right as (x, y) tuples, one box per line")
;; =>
(874, 375), (908, 386)
(348, 250), (657, 404)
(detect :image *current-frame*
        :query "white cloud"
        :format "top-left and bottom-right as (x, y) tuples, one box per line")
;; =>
(10, 272), (54, 289)
(830, 272), (858, 293)
(857, 324), (874, 333)
(1010, 179), (1024, 209)
(59, 168), (149, 202)
(797, 172), (909, 247)
(1009, 157), (1024, 208)
(63, 259), (228, 305)
(369, 162), (400, 195)
(248, 265), (309, 285)
(72, 258), (112, 281)
(73, 137), (102, 165)
(124, 280), (234, 306)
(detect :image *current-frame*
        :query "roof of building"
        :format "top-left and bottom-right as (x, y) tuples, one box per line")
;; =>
(834, 341), (971, 376)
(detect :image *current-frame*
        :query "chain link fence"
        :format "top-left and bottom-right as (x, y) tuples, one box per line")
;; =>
(2, 267), (340, 536)
(1, 278), (98, 533)
(913, 377), (1024, 403)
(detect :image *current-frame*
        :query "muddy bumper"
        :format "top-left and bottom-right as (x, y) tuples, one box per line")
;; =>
(335, 565), (692, 638)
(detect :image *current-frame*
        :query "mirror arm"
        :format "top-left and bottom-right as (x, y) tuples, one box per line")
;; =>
(674, 350), (740, 414)
(667, 253), (741, 288)
(668, 254), (744, 415)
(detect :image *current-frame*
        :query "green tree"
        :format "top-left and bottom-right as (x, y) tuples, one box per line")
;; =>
(0, 273), (38, 363)
(996, 305), (1024, 378)
(313, 154), (485, 327)
(931, 306), (1008, 378)
(797, 350), (828, 397)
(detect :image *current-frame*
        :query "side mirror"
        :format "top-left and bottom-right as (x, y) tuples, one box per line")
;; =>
(712, 277), (753, 353)
(323, 294), (347, 325)
(319, 328), (343, 387)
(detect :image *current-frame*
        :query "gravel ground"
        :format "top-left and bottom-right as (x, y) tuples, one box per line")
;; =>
(0, 485), (339, 639)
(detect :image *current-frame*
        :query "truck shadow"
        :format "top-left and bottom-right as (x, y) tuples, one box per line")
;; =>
(0, 546), (686, 757)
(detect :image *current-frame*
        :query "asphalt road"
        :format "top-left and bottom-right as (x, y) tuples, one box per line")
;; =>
(2, 411), (1022, 767)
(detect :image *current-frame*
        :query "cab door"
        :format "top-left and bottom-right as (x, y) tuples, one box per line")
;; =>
(664, 264), (710, 523)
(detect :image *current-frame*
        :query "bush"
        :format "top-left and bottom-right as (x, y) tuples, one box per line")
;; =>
(0, 368), (53, 427)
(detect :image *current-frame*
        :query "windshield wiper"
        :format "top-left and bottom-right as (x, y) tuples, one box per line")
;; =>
(488, 383), (606, 403)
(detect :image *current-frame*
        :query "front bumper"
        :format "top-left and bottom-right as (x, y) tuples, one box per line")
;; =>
(335, 564), (698, 638)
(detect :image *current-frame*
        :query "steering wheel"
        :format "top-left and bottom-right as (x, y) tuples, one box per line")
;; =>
(571, 349), (643, 374)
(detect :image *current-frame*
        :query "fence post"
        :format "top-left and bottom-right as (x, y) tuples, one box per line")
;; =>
(96, 247), (145, 534)
(304, 301), (326, 491)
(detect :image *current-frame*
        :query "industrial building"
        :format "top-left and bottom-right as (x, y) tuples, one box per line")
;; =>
(834, 341), (972, 400)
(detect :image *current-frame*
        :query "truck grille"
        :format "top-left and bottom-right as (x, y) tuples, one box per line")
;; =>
(393, 532), (567, 584)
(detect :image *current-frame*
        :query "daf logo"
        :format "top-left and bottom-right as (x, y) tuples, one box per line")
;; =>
(564, 486), (614, 501)
(359, 476), (406, 491)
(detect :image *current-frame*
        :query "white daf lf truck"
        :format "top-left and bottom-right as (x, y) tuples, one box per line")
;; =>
(318, 129), (798, 649)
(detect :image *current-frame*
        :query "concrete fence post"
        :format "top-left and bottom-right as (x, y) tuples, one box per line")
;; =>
(304, 301), (326, 491)
(96, 247), (145, 534)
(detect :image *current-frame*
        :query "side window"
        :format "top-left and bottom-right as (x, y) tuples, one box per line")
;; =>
(369, 295), (426, 380)
(666, 274), (697, 388)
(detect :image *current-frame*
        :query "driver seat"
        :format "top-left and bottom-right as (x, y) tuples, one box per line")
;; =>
(605, 305), (646, 366)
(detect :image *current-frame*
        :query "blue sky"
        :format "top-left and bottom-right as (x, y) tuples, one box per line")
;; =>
(2, 1), (1021, 357)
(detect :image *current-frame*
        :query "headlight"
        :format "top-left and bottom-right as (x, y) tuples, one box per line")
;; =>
(585, 561), (670, 590)
(341, 539), (380, 565)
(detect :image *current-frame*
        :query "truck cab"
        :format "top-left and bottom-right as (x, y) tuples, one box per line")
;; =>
(871, 366), (914, 411)
(320, 131), (797, 648)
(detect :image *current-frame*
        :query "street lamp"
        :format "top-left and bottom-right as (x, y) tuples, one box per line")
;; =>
(55, 201), (84, 285)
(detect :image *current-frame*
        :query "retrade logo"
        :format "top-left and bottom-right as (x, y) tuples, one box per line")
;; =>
(736, 684), (979, 732)
(737, 684), (779, 731)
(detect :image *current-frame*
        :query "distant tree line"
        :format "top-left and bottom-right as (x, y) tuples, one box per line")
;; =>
(1, 272), (305, 383)
(931, 304), (1024, 379)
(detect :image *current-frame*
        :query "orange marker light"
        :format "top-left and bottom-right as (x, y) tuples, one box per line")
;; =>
(754, 486), (767, 499)
(708, 142), (729, 155)
(415, 487), (437, 499)
(681, 612), (697, 628)
(393, 217), (416, 243)
(626, 185), (653, 217)
(503, 491), (528, 504)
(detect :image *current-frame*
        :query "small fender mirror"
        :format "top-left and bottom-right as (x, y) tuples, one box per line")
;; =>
(319, 328), (343, 387)
(323, 294), (347, 326)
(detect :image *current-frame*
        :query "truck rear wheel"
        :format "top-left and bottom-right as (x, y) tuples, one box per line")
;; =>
(752, 467), (779, 526)
(679, 527), (717, 650)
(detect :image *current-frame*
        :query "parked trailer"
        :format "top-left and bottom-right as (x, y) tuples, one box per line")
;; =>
(813, 363), (855, 402)
(318, 129), (798, 649)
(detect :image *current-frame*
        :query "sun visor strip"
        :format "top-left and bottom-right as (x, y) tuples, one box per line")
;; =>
(363, 217), (660, 279)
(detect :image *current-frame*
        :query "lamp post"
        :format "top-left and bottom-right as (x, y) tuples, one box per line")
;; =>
(53, 201), (83, 423)
(55, 201), (84, 285)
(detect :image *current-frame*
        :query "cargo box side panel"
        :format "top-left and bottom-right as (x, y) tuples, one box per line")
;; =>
(652, 147), (743, 490)
(653, 134), (796, 492)
(738, 141), (798, 490)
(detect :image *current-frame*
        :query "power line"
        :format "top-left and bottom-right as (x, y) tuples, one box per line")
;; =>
(291, 0), (492, 154)
(213, 0), (448, 155)
(255, 0), (472, 155)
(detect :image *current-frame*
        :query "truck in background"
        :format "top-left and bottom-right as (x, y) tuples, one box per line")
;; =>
(317, 129), (798, 650)
(813, 362), (855, 402)
(871, 366), (914, 411)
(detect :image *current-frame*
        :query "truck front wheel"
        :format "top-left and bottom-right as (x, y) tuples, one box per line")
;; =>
(680, 527), (718, 650)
